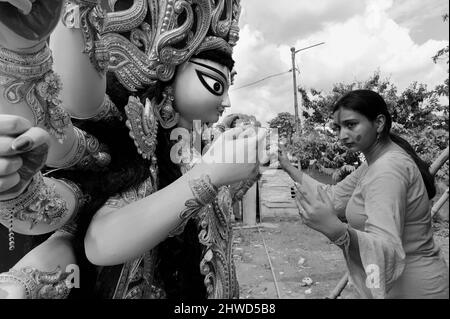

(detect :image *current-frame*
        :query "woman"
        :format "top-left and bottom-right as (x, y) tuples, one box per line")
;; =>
(279, 90), (449, 299)
(0, 0), (258, 299)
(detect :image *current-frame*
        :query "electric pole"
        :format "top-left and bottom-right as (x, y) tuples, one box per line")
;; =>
(290, 42), (325, 137)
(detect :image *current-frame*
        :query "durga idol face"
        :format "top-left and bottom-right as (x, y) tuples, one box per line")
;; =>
(173, 58), (231, 128)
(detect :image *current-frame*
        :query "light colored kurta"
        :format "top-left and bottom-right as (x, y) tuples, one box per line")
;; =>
(325, 144), (449, 299)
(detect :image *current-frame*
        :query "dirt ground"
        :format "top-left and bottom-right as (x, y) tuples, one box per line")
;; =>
(232, 217), (449, 299)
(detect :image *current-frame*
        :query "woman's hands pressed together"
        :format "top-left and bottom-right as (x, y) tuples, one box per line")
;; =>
(294, 182), (347, 241)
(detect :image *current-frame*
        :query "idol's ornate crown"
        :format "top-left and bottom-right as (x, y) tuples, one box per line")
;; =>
(67, 0), (241, 92)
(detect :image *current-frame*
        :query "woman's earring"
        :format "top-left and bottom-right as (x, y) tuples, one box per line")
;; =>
(376, 132), (381, 142)
(155, 86), (179, 129)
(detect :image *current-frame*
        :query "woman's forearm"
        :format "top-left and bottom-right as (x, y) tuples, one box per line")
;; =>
(84, 164), (218, 266)
(284, 163), (324, 191)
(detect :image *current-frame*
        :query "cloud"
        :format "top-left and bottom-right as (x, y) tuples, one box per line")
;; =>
(227, 0), (449, 126)
(240, 0), (365, 45)
(227, 25), (296, 125)
(388, 0), (448, 26)
(387, 0), (449, 43)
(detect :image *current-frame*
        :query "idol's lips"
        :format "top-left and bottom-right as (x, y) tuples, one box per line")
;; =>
(0, 0), (64, 42)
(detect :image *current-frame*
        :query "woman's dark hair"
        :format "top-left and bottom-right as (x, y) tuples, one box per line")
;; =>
(333, 89), (436, 199)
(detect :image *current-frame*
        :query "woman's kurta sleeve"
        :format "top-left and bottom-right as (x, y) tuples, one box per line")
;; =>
(323, 163), (368, 215)
(344, 160), (410, 298)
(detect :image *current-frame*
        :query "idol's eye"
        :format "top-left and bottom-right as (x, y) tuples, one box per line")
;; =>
(195, 70), (225, 96)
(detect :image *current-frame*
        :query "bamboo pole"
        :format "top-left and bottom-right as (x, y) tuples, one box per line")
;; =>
(430, 146), (449, 177)
(432, 188), (449, 218)
(327, 273), (349, 299)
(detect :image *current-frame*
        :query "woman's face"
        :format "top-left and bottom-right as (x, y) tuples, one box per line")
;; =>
(173, 58), (231, 127)
(332, 107), (378, 153)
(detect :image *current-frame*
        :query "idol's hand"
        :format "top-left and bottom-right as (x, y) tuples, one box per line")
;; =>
(201, 126), (266, 186)
(295, 184), (346, 241)
(0, 0), (64, 51)
(0, 281), (26, 299)
(0, 115), (50, 201)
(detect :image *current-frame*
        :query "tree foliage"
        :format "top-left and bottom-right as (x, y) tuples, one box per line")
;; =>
(268, 112), (296, 143)
(271, 69), (448, 182)
(433, 13), (449, 98)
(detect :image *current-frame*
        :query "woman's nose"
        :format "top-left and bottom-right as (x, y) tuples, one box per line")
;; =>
(339, 129), (349, 141)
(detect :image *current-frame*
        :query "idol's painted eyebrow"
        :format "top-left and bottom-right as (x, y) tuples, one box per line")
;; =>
(190, 60), (228, 82)
(195, 70), (224, 96)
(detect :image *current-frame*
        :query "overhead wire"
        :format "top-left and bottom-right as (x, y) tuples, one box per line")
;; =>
(231, 69), (293, 92)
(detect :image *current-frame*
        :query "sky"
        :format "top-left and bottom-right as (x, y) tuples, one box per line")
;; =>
(227, 0), (449, 126)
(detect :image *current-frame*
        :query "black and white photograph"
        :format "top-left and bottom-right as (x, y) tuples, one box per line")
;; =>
(0, 0), (448, 306)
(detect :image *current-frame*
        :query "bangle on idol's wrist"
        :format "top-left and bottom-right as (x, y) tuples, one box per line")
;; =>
(62, 0), (109, 73)
(0, 267), (72, 299)
(48, 127), (111, 170)
(169, 175), (218, 237)
(0, 44), (71, 142)
(0, 173), (44, 251)
(0, 173), (69, 250)
(189, 174), (219, 206)
(70, 94), (123, 122)
(54, 178), (89, 237)
(0, 268), (39, 299)
(0, 45), (52, 81)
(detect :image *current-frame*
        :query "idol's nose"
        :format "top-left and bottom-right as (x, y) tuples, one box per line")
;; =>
(222, 93), (231, 108)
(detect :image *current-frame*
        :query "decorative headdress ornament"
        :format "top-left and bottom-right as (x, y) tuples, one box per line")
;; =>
(71, 0), (241, 92)
(62, 0), (241, 159)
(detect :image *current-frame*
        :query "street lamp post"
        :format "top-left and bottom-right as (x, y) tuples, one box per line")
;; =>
(290, 42), (325, 168)
(290, 47), (301, 136)
(290, 42), (325, 136)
